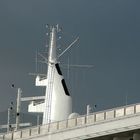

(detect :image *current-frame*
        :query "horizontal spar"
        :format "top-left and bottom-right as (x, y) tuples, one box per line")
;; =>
(21, 96), (45, 102)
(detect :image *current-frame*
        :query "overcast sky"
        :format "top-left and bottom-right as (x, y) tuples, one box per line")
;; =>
(0, 0), (140, 115)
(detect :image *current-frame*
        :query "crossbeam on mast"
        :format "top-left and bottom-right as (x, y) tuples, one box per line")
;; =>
(58, 37), (79, 58)
(61, 64), (94, 68)
(29, 73), (46, 77)
(0, 123), (31, 129)
(21, 96), (45, 102)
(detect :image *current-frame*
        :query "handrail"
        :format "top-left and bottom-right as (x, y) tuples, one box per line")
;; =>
(1, 102), (140, 140)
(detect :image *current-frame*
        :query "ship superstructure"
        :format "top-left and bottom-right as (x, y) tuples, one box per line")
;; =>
(29, 26), (72, 124)
(1, 25), (140, 140)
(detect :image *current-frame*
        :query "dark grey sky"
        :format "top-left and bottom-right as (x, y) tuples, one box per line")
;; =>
(0, 0), (140, 114)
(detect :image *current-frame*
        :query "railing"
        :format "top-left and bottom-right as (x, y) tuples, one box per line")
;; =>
(1, 103), (140, 140)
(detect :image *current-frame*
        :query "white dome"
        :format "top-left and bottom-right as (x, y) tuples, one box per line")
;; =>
(68, 113), (79, 119)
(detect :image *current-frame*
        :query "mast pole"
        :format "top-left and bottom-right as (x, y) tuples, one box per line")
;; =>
(7, 108), (10, 132)
(15, 88), (22, 131)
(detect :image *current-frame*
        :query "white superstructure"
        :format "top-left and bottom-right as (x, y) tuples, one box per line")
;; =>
(1, 25), (140, 140)
(28, 26), (72, 124)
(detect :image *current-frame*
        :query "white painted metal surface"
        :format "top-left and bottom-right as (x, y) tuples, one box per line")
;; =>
(28, 101), (45, 113)
(1, 103), (140, 140)
(43, 26), (72, 124)
(28, 26), (72, 124)
(21, 96), (45, 102)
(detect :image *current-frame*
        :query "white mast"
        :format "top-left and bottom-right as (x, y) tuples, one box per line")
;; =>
(42, 26), (72, 124)
(43, 27), (57, 123)
(33, 25), (72, 124)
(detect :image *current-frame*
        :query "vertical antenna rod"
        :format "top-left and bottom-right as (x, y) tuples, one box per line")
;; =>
(15, 88), (22, 131)
(48, 27), (57, 63)
(43, 26), (57, 124)
(7, 108), (10, 132)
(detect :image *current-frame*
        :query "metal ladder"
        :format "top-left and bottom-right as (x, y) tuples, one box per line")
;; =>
(43, 65), (55, 124)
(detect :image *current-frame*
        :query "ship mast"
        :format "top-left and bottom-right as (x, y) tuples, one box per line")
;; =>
(43, 26), (57, 124)
(28, 25), (79, 124)
(42, 25), (72, 124)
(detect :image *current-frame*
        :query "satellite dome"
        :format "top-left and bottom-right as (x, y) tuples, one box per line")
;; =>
(68, 113), (79, 119)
